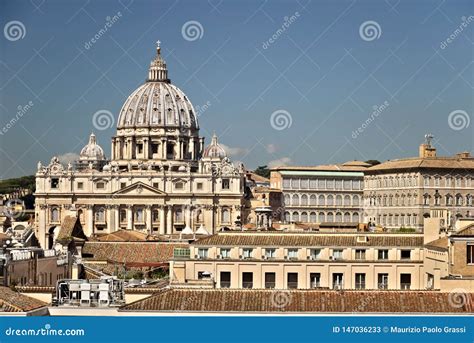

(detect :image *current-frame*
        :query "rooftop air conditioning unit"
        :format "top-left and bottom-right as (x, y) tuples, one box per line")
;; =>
(334, 284), (342, 290)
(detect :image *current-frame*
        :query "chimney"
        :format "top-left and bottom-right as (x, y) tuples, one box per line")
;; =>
(419, 133), (436, 158)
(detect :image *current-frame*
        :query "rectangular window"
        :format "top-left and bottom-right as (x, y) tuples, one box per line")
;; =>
(222, 179), (230, 189)
(310, 273), (321, 288)
(51, 178), (59, 189)
(427, 273), (434, 289)
(153, 182), (159, 188)
(120, 182), (127, 189)
(196, 182), (203, 190)
(137, 143), (143, 154)
(96, 182), (105, 189)
(378, 273), (389, 289)
(77, 182), (83, 190)
(220, 248), (231, 259)
(197, 248), (208, 259)
(220, 272), (231, 288)
(332, 273), (344, 289)
(242, 248), (253, 259)
(355, 249), (366, 260)
(265, 248), (276, 259)
(467, 244), (474, 264)
(175, 182), (184, 190)
(332, 249), (343, 260)
(151, 143), (159, 154)
(378, 249), (389, 260)
(287, 248), (298, 259)
(265, 272), (276, 289)
(242, 272), (253, 288)
(400, 273), (411, 290)
(355, 273), (366, 289)
(287, 272), (298, 289)
(400, 249), (411, 260)
(309, 248), (321, 260)
(282, 179), (290, 189)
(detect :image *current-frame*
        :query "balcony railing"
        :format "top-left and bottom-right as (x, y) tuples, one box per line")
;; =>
(265, 282), (276, 289)
(220, 281), (231, 288)
(242, 282), (253, 289)
(310, 281), (321, 288)
(355, 282), (366, 290)
(378, 283), (388, 289)
(173, 248), (190, 259)
(287, 282), (298, 289)
(401, 283), (411, 290)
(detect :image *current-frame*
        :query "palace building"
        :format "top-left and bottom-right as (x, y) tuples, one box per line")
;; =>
(363, 135), (474, 230)
(34, 42), (246, 249)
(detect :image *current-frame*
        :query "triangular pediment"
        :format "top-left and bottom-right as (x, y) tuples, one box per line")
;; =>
(112, 182), (167, 196)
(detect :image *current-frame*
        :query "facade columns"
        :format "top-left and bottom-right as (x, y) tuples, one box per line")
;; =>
(127, 205), (133, 230)
(114, 206), (119, 232)
(161, 138), (167, 159)
(159, 206), (166, 235)
(143, 138), (149, 159)
(107, 206), (113, 233)
(86, 205), (93, 236)
(146, 205), (152, 234)
(185, 205), (191, 228)
(166, 205), (173, 234)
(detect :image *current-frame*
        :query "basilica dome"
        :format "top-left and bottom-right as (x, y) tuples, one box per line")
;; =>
(203, 134), (227, 159)
(117, 42), (198, 131)
(80, 133), (105, 161)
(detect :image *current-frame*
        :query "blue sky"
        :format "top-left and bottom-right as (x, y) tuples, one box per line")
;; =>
(0, 0), (473, 178)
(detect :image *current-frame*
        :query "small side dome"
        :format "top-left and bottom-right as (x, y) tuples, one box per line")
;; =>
(203, 134), (226, 159)
(80, 133), (105, 161)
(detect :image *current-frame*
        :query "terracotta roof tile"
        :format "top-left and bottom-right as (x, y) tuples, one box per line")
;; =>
(0, 287), (47, 312)
(425, 237), (449, 251)
(121, 289), (473, 313)
(193, 233), (423, 248)
(366, 157), (474, 173)
(82, 242), (188, 263)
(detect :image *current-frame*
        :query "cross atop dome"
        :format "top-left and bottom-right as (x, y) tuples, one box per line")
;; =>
(148, 40), (169, 82)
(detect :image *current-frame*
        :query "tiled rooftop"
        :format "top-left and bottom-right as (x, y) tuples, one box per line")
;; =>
(0, 287), (48, 312)
(121, 289), (473, 313)
(192, 232), (424, 247)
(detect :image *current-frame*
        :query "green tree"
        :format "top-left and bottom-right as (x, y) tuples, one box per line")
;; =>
(253, 165), (270, 179)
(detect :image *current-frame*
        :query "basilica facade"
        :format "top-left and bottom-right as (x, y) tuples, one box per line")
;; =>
(34, 43), (246, 249)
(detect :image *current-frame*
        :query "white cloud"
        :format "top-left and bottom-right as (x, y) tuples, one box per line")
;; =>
(220, 144), (249, 157)
(268, 157), (292, 168)
(57, 152), (80, 165)
(265, 143), (277, 154)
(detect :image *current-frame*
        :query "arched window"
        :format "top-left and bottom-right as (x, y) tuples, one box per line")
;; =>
(284, 211), (290, 222)
(51, 207), (59, 222)
(344, 212), (351, 222)
(456, 194), (463, 206)
(467, 195), (473, 206)
(292, 211), (299, 222)
(221, 208), (230, 223)
(327, 212), (334, 222)
(301, 212), (308, 222)
(336, 195), (342, 206)
(335, 212), (342, 222)
(301, 194), (308, 206)
(95, 207), (105, 222)
(310, 212), (317, 222)
(344, 195), (351, 206)
(174, 207), (184, 222)
(310, 195), (317, 205)
(134, 207), (143, 222)
(445, 194), (452, 206)
(327, 195), (334, 206)
(196, 209), (203, 223)
(284, 194), (290, 205)
(318, 212), (325, 222)
(318, 195), (325, 206)
(352, 212), (360, 223)
(291, 194), (299, 206)
(352, 195), (359, 206)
